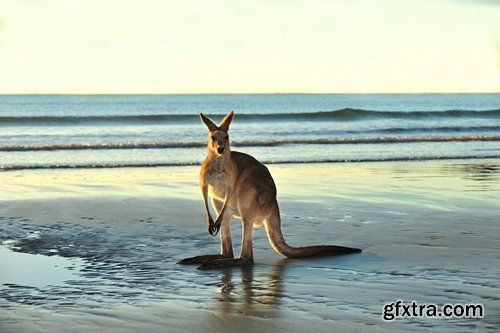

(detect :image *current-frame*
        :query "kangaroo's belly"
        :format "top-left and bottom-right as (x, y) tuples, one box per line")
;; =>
(207, 184), (227, 200)
(208, 186), (242, 217)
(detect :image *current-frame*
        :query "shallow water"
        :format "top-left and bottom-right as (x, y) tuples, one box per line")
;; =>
(0, 215), (497, 331)
(0, 246), (82, 288)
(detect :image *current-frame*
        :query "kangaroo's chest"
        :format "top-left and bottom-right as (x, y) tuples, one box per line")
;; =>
(201, 158), (234, 196)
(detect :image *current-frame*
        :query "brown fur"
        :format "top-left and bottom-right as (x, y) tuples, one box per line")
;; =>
(179, 110), (361, 269)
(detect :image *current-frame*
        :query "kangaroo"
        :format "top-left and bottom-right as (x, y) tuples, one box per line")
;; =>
(179, 110), (361, 269)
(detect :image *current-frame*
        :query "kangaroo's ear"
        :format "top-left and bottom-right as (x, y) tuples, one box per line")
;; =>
(219, 110), (234, 132)
(200, 113), (218, 132)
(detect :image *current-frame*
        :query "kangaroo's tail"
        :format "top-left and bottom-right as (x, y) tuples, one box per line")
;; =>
(263, 206), (361, 258)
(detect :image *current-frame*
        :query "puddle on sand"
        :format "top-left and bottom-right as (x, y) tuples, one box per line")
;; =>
(0, 245), (83, 288)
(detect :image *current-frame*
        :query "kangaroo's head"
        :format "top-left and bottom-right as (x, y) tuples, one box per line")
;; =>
(200, 110), (234, 156)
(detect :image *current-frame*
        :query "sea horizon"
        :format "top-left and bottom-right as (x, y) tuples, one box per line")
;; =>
(2, 92), (500, 96)
(1, 93), (499, 171)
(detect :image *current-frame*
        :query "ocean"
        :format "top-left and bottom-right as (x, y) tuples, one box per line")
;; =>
(1, 94), (499, 170)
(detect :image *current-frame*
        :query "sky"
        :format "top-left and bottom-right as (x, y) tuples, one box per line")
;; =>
(0, 0), (499, 94)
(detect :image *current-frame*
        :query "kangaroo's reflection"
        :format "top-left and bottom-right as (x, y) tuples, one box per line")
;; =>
(214, 260), (287, 317)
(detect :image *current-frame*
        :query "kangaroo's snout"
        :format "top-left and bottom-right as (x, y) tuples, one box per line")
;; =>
(214, 137), (227, 155)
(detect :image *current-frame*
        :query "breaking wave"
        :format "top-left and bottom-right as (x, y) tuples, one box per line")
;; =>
(2, 154), (499, 171)
(1, 134), (498, 152)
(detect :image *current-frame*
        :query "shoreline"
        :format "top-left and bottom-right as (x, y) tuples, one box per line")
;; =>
(1, 160), (499, 332)
(2, 155), (500, 172)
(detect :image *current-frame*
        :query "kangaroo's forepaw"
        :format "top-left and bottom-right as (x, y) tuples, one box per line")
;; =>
(208, 219), (221, 236)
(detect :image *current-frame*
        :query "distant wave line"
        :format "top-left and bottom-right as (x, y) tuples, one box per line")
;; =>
(1, 108), (499, 125)
(1, 134), (499, 152)
(374, 125), (500, 134)
(2, 154), (499, 172)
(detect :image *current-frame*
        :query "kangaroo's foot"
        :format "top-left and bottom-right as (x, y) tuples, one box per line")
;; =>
(197, 257), (253, 270)
(178, 254), (229, 265)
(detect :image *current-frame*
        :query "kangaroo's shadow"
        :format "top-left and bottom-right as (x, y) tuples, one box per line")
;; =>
(213, 260), (288, 318)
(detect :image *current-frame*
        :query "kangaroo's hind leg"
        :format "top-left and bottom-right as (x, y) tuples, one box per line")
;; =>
(178, 199), (234, 265)
(197, 216), (254, 270)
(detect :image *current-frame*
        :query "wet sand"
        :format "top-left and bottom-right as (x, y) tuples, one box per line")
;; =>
(1, 161), (499, 332)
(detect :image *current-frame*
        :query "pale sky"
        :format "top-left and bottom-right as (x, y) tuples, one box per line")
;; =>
(0, 0), (499, 94)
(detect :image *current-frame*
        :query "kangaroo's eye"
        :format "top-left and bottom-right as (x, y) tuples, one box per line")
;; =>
(224, 136), (229, 140)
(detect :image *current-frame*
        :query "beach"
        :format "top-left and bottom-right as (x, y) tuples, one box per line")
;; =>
(1, 160), (498, 332)
(2, 0), (500, 329)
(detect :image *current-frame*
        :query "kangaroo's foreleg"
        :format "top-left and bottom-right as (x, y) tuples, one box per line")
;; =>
(211, 191), (230, 236)
(200, 183), (218, 236)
